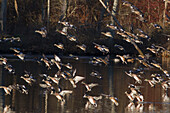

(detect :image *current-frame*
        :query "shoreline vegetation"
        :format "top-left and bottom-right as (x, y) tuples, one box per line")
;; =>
(0, 0), (169, 57)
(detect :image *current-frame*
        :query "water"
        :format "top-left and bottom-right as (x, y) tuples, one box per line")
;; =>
(0, 56), (169, 113)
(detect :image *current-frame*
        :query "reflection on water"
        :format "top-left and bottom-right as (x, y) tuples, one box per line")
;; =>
(0, 57), (169, 113)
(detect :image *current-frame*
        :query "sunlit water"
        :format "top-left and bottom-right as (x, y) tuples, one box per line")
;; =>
(0, 56), (169, 113)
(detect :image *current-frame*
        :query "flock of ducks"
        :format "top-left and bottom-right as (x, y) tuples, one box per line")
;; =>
(0, 0), (170, 112)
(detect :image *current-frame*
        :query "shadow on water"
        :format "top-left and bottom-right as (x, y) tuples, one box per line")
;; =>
(0, 57), (169, 113)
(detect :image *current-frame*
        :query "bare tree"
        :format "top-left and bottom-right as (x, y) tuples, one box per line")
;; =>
(14, 0), (19, 17)
(111, 0), (118, 24)
(60, 0), (68, 21)
(0, 0), (7, 32)
(163, 0), (168, 28)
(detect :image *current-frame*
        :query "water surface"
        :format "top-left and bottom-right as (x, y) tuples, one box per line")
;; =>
(0, 56), (169, 113)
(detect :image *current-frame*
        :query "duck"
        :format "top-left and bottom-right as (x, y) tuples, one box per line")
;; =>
(51, 59), (62, 70)
(48, 76), (61, 85)
(11, 37), (21, 42)
(64, 70), (74, 77)
(54, 43), (64, 50)
(81, 81), (99, 92)
(16, 84), (28, 94)
(126, 102), (135, 111)
(76, 44), (86, 52)
(136, 16), (147, 22)
(59, 71), (69, 80)
(154, 45), (170, 54)
(54, 54), (61, 62)
(136, 58), (152, 68)
(122, 0), (133, 7)
(0, 56), (7, 65)
(135, 93), (144, 102)
(136, 103), (144, 112)
(20, 75), (36, 86)
(144, 79), (156, 87)
(102, 45), (110, 54)
(41, 79), (53, 88)
(101, 94), (119, 106)
(136, 28), (150, 40)
(116, 55), (127, 64)
(51, 89), (73, 102)
(41, 54), (51, 69)
(150, 62), (162, 70)
(4, 64), (15, 74)
(125, 91), (135, 101)
(83, 94), (102, 107)
(151, 74), (163, 83)
(3, 37), (21, 42)
(93, 42), (104, 52)
(92, 56), (109, 66)
(0, 85), (15, 95)
(114, 44), (125, 51)
(69, 54), (79, 60)
(123, 37), (132, 43)
(106, 24), (120, 31)
(125, 71), (142, 84)
(137, 33), (149, 40)
(128, 84), (142, 95)
(90, 70), (102, 79)
(101, 32), (113, 38)
(129, 4), (144, 18)
(35, 27), (47, 38)
(133, 38), (143, 44)
(41, 58), (51, 70)
(151, 63), (169, 76)
(68, 75), (85, 88)
(151, 23), (163, 30)
(89, 58), (101, 66)
(130, 67), (144, 74)
(85, 101), (94, 110)
(148, 104), (156, 111)
(162, 69), (169, 77)
(3, 105), (11, 113)
(124, 31), (139, 40)
(161, 80), (170, 91)
(67, 69), (85, 88)
(128, 83), (142, 89)
(58, 21), (70, 26)
(109, 96), (119, 106)
(162, 92), (170, 102)
(66, 35), (77, 42)
(126, 57), (135, 63)
(93, 42), (109, 54)
(62, 63), (73, 70)
(14, 52), (25, 61)
(56, 27), (68, 36)
(116, 31), (128, 38)
(58, 21), (76, 30)
(0, 84), (28, 95)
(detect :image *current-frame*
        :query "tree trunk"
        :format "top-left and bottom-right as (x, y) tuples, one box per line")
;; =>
(148, 0), (150, 22)
(163, 0), (168, 28)
(0, 0), (7, 32)
(42, 0), (46, 24)
(60, 0), (68, 21)
(111, 0), (118, 24)
(112, 0), (118, 15)
(47, 0), (50, 31)
(14, 0), (19, 17)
